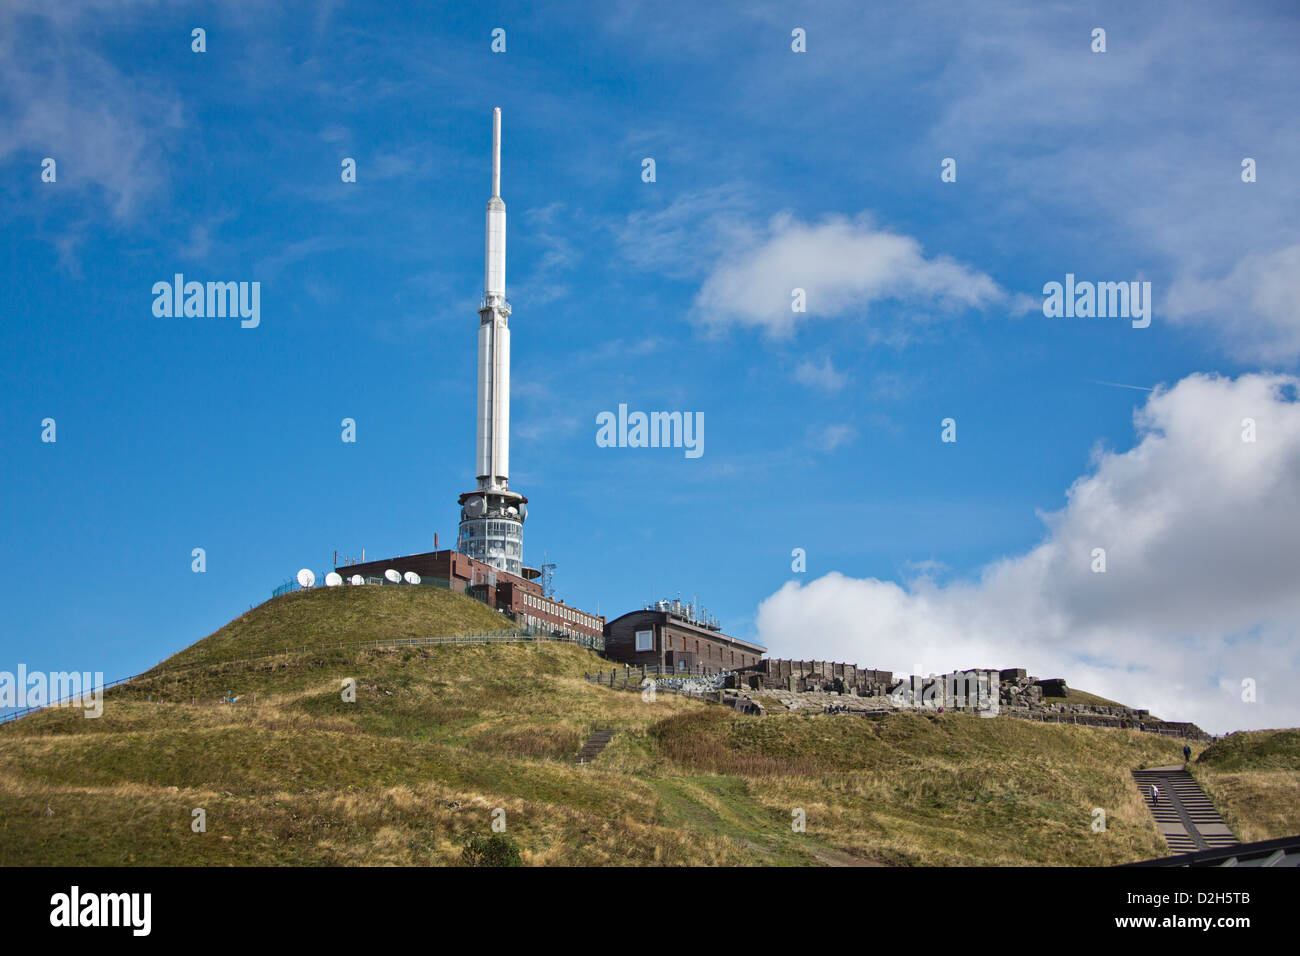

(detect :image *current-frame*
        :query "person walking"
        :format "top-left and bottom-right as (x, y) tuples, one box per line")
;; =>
(1184, 743), (1192, 762)
(1150, 783), (1160, 807)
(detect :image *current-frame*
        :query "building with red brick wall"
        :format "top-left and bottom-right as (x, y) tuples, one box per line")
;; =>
(603, 605), (765, 674)
(335, 549), (604, 645)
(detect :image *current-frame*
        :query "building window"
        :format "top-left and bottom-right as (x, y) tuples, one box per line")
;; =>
(635, 629), (653, 652)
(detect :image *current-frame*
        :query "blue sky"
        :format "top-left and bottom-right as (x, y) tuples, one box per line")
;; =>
(3, 1), (1298, 732)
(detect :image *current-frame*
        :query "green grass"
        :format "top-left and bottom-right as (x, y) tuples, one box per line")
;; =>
(1190, 729), (1300, 844)
(1053, 687), (1126, 708)
(2, 587), (1295, 865)
(1195, 728), (1300, 772)
(154, 585), (514, 670)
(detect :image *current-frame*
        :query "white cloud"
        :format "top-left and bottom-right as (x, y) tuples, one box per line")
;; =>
(794, 356), (848, 392)
(922, 7), (1300, 363)
(0, 1), (185, 220)
(616, 185), (753, 280)
(695, 213), (1005, 336)
(1166, 245), (1300, 361)
(808, 423), (857, 452)
(757, 372), (1300, 734)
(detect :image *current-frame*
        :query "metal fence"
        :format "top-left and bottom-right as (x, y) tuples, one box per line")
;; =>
(0, 674), (136, 726)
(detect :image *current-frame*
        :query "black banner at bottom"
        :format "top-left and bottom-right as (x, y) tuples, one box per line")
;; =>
(0, 864), (1282, 941)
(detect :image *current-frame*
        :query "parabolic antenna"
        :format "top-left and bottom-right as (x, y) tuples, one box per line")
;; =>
(350, 574), (364, 586)
(325, 571), (343, 587)
(296, 568), (315, 588)
(403, 571), (421, 585)
(464, 497), (486, 518)
(384, 568), (402, 584)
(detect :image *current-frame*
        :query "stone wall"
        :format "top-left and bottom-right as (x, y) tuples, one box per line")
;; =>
(739, 660), (1209, 740)
(739, 659), (893, 697)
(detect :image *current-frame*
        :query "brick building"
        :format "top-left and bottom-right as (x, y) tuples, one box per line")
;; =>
(603, 604), (765, 674)
(335, 549), (604, 645)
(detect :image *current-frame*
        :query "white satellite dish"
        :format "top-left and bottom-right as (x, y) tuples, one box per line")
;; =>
(403, 571), (421, 585)
(296, 568), (315, 589)
(384, 569), (402, 584)
(350, 574), (364, 586)
(325, 571), (343, 587)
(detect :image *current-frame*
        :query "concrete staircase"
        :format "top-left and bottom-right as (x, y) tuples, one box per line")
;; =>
(1132, 766), (1238, 855)
(576, 729), (615, 765)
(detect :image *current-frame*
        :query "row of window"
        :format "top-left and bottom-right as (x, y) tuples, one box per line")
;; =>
(460, 520), (522, 539)
(460, 538), (521, 557)
(521, 614), (598, 641)
(460, 544), (523, 576)
(635, 628), (753, 667)
(521, 592), (600, 631)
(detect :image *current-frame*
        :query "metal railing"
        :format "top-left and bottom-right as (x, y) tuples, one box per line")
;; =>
(0, 674), (136, 726)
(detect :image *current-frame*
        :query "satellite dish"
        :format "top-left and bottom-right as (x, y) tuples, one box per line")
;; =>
(384, 569), (402, 584)
(403, 571), (421, 585)
(296, 568), (315, 588)
(464, 497), (486, 518)
(505, 506), (518, 518)
(350, 574), (364, 586)
(325, 572), (343, 587)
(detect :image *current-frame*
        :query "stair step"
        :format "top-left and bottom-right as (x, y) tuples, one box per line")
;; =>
(575, 729), (617, 764)
(1132, 767), (1238, 856)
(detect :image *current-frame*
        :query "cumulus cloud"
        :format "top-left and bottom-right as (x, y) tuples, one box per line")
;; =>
(756, 372), (1300, 734)
(695, 213), (1005, 336)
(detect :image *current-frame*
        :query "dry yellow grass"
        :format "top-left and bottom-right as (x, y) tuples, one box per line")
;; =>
(1191, 729), (1300, 843)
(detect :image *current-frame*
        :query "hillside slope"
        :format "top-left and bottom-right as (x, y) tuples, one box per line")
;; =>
(155, 585), (513, 670)
(2, 588), (1292, 866)
(1192, 729), (1300, 844)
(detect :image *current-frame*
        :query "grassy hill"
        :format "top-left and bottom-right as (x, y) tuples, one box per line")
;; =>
(1, 587), (1294, 865)
(1192, 730), (1300, 844)
(1052, 687), (1125, 708)
(154, 585), (513, 670)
